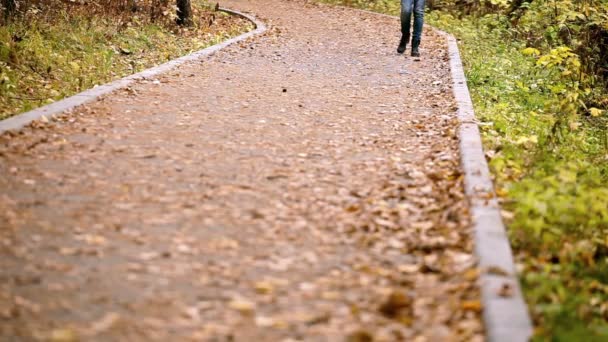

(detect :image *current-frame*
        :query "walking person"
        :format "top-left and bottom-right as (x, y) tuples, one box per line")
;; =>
(397, 0), (425, 57)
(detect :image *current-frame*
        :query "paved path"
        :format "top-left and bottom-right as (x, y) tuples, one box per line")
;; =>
(0, 0), (483, 340)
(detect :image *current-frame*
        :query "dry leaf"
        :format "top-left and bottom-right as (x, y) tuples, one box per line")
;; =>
(228, 298), (256, 314)
(254, 281), (274, 294)
(461, 300), (482, 312)
(88, 312), (121, 335)
(486, 266), (510, 277)
(498, 283), (514, 298)
(346, 329), (374, 342)
(379, 290), (412, 318)
(49, 328), (78, 342)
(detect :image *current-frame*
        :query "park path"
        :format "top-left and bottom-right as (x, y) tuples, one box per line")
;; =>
(0, 0), (483, 340)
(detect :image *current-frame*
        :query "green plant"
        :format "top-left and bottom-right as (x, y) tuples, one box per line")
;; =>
(429, 11), (608, 340)
(0, 1), (252, 119)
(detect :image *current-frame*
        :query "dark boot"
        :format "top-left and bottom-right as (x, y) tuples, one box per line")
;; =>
(397, 35), (409, 54)
(411, 39), (421, 57)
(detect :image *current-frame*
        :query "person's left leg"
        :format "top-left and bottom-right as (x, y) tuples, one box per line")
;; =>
(411, 0), (425, 57)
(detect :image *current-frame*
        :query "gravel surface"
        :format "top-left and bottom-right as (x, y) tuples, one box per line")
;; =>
(0, 0), (483, 340)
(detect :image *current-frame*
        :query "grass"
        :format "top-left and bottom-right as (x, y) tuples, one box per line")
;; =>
(0, 1), (252, 120)
(318, 0), (608, 339)
(428, 12), (608, 340)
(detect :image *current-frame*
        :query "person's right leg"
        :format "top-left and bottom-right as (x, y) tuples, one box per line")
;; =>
(398, 0), (413, 54)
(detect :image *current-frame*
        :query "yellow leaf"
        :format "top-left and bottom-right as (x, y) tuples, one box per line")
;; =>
(515, 135), (538, 145)
(590, 107), (603, 117)
(521, 47), (540, 56)
(569, 121), (581, 130)
(228, 298), (256, 314)
(495, 187), (508, 198)
(253, 281), (274, 294)
(49, 328), (78, 342)
(69, 61), (80, 72)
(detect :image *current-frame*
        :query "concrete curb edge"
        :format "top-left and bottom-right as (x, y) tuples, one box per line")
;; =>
(441, 32), (533, 342)
(0, 8), (267, 134)
(319, 3), (534, 340)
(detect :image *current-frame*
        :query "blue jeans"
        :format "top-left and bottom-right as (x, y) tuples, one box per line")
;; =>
(401, 0), (425, 42)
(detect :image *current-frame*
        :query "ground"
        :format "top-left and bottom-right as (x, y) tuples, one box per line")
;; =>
(0, 0), (482, 340)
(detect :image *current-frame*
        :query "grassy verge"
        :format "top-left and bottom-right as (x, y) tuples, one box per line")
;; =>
(428, 13), (608, 340)
(0, 1), (252, 120)
(320, 0), (608, 339)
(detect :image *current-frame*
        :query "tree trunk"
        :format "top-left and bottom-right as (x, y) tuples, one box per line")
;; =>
(176, 0), (192, 26)
(3, 0), (17, 20)
(129, 0), (139, 12)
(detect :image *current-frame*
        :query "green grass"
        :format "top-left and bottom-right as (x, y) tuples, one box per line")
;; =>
(428, 13), (608, 340)
(0, 1), (252, 119)
(319, 0), (608, 339)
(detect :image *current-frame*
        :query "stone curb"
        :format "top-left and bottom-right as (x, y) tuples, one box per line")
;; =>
(318, 3), (534, 340)
(441, 32), (533, 342)
(0, 8), (267, 134)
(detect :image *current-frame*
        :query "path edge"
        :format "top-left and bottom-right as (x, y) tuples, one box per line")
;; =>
(316, 3), (534, 340)
(0, 8), (267, 134)
(441, 31), (533, 342)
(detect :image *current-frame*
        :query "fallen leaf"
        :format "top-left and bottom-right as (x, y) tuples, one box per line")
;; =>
(463, 268), (480, 281)
(305, 312), (331, 325)
(461, 300), (483, 313)
(486, 266), (510, 277)
(254, 281), (274, 294)
(88, 312), (121, 335)
(346, 329), (374, 342)
(49, 328), (78, 342)
(379, 290), (412, 318)
(228, 298), (256, 314)
(498, 283), (514, 298)
(412, 221), (434, 230)
(255, 315), (275, 327)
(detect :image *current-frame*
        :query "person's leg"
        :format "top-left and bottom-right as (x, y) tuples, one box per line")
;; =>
(411, 0), (425, 57)
(398, 0), (413, 54)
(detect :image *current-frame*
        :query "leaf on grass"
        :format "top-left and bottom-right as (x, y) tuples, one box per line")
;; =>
(590, 107), (604, 117)
(69, 61), (80, 72)
(521, 47), (540, 56)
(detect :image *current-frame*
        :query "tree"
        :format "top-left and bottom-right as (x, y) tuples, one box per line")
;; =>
(2, 0), (16, 20)
(129, 0), (139, 12)
(176, 0), (192, 26)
